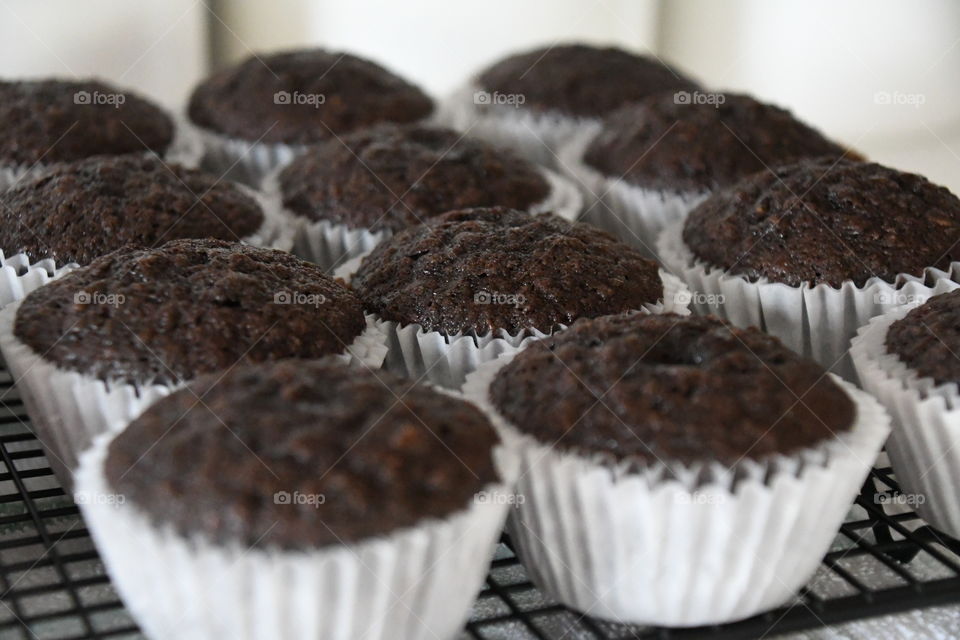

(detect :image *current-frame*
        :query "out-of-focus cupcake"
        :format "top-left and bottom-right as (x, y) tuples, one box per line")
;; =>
(0, 78), (199, 189)
(0, 155), (293, 308)
(0, 239), (386, 484)
(560, 93), (850, 257)
(76, 359), (517, 640)
(350, 207), (689, 387)
(262, 123), (582, 272)
(852, 288), (960, 538)
(659, 158), (960, 379)
(187, 49), (434, 185)
(464, 313), (889, 626)
(440, 43), (698, 167)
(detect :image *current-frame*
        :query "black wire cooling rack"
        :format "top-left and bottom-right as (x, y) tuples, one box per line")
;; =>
(2, 366), (960, 640)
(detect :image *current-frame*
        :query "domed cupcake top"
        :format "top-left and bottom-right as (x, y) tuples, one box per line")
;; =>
(0, 155), (264, 266)
(886, 290), (960, 386)
(0, 79), (173, 166)
(14, 239), (365, 385)
(351, 207), (663, 335)
(584, 93), (848, 193)
(491, 313), (854, 466)
(188, 49), (434, 145)
(476, 44), (699, 118)
(104, 360), (501, 549)
(277, 124), (551, 233)
(683, 158), (960, 287)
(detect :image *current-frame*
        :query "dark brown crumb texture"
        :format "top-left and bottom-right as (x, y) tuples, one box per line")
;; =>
(886, 290), (960, 386)
(278, 124), (551, 232)
(352, 207), (663, 335)
(14, 239), (365, 385)
(491, 313), (855, 466)
(683, 158), (960, 287)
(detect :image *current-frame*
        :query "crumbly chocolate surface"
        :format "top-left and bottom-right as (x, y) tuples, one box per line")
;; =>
(491, 313), (855, 466)
(104, 360), (500, 550)
(683, 159), (960, 287)
(584, 93), (848, 193)
(886, 290), (960, 386)
(476, 44), (699, 118)
(14, 239), (365, 385)
(352, 208), (663, 335)
(0, 79), (173, 166)
(0, 156), (264, 266)
(278, 124), (551, 232)
(188, 49), (434, 144)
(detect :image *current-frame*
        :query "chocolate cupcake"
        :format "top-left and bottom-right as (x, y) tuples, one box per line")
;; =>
(0, 79), (198, 189)
(561, 93), (850, 257)
(0, 239), (386, 482)
(441, 44), (699, 167)
(350, 207), (689, 387)
(0, 155), (292, 308)
(659, 158), (960, 379)
(263, 124), (582, 271)
(75, 360), (516, 640)
(464, 313), (890, 626)
(187, 49), (434, 185)
(851, 287), (960, 538)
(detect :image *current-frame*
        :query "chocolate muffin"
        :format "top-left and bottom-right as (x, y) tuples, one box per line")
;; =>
(103, 360), (500, 549)
(476, 44), (699, 119)
(14, 239), (365, 385)
(683, 158), (960, 287)
(278, 124), (551, 233)
(584, 93), (848, 194)
(0, 155), (265, 266)
(0, 79), (174, 166)
(886, 290), (960, 386)
(188, 49), (434, 145)
(490, 313), (855, 466)
(352, 207), (664, 335)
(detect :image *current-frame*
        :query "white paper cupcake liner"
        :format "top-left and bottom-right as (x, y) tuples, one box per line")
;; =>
(0, 303), (388, 485)
(658, 219), (960, 380)
(850, 298), (960, 538)
(75, 421), (520, 640)
(261, 165), (583, 273)
(365, 269), (690, 389)
(437, 84), (602, 169)
(462, 354), (891, 626)
(558, 128), (708, 260)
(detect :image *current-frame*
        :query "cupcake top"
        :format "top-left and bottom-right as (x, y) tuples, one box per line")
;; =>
(886, 290), (960, 386)
(683, 158), (960, 287)
(0, 79), (174, 166)
(188, 49), (434, 145)
(0, 155), (264, 266)
(103, 360), (500, 549)
(490, 313), (854, 466)
(584, 93), (848, 194)
(475, 44), (698, 119)
(352, 207), (663, 335)
(14, 239), (365, 385)
(277, 124), (551, 233)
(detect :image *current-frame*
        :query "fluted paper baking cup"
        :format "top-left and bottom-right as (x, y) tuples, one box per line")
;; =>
(658, 219), (960, 380)
(261, 165), (583, 273)
(851, 299), (960, 537)
(0, 303), (388, 486)
(438, 84), (602, 169)
(558, 128), (708, 260)
(462, 354), (890, 626)
(75, 427), (519, 640)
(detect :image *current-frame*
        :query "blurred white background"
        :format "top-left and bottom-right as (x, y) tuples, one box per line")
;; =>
(0, 0), (958, 190)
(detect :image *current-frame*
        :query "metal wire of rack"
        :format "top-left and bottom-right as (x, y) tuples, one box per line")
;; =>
(2, 366), (960, 640)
